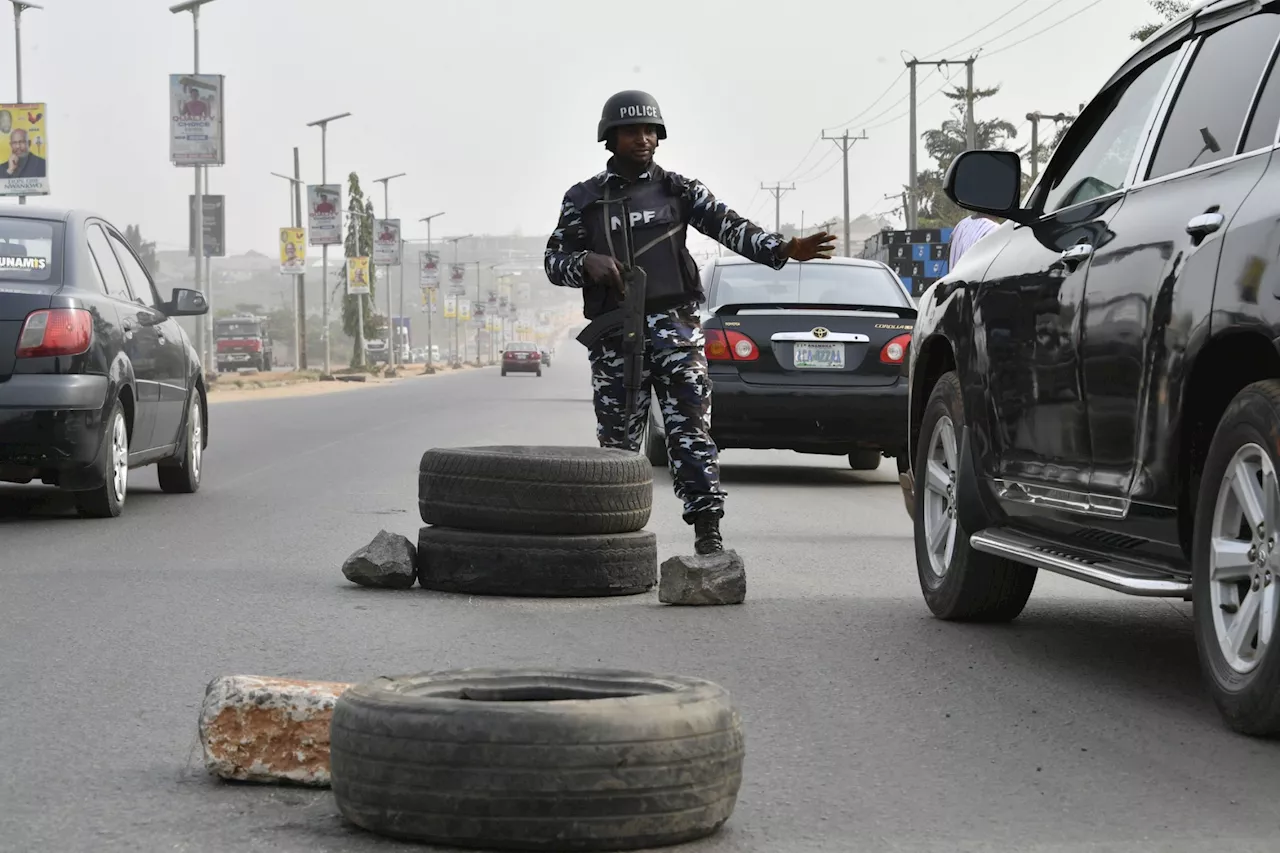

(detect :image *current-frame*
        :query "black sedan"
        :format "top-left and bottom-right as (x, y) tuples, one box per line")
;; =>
(644, 256), (915, 470)
(0, 207), (209, 518)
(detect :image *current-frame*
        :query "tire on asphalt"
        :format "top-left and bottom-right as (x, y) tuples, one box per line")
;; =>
(848, 450), (881, 471)
(1192, 379), (1280, 736)
(74, 394), (129, 519)
(158, 392), (203, 494)
(644, 406), (668, 468)
(913, 370), (1036, 621)
(329, 668), (745, 851)
(418, 446), (652, 535)
(417, 526), (657, 596)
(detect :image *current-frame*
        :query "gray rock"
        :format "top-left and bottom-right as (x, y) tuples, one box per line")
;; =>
(343, 530), (417, 589)
(658, 550), (746, 605)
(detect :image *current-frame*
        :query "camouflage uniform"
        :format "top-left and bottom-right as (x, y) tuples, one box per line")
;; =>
(545, 160), (790, 522)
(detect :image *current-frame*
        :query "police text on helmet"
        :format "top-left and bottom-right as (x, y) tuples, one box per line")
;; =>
(618, 105), (660, 120)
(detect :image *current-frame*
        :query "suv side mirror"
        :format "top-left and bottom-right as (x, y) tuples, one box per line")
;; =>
(165, 287), (209, 316)
(944, 150), (1029, 224)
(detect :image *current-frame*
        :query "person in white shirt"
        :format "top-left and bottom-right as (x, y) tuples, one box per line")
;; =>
(948, 213), (999, 268)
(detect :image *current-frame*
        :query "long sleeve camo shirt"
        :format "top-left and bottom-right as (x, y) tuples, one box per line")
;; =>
(544, 162), (791, 289)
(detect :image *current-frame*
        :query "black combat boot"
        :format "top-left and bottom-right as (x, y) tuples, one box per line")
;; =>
(691, 510), (724, 555)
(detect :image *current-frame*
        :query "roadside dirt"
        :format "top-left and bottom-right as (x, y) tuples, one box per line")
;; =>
(206, 363), (488, 405)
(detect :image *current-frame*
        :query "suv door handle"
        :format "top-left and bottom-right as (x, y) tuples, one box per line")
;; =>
(1060, 243), (1094, 267)
(1187, 212), (1225, 237)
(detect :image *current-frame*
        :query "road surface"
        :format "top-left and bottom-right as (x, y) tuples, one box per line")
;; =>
(2, 340), (1279, 853)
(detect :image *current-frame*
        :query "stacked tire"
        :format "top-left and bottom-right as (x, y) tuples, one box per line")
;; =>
(416, 446), (658, 596)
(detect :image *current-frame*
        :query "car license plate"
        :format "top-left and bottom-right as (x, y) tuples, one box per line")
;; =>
(793, 342), (844, 369)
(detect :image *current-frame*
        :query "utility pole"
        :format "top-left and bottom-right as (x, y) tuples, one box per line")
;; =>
(271, 169), (306, 368)
(8, 1), (40, 207)
(821, 129), (868, 256)
(905, 54), (977, 229)
(760, 182), (795, 232)
(306, 111), (351, 377)
(373, 172), (406, 367)
(1025, 111), (1073, 180)
(419, 212), (445, 372)
(447, 235), (471, 367)
(292, 146), (306, 370)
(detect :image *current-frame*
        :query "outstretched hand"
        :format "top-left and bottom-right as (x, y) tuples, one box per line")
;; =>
(788, 231), (837, 261)
(585, 252), (626, 299)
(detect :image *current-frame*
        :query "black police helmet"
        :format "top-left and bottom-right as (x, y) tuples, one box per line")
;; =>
(597, 90), (667, 143)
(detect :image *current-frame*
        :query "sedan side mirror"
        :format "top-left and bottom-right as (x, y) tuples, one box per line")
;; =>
(943, 150), (1031, 224)
(165, 287), (209, 316)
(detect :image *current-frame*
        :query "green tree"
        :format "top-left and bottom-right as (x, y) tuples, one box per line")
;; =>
(123, 224), (158, 276)
(340, 172), (376, 367)
(1131, 0), (1189, 43)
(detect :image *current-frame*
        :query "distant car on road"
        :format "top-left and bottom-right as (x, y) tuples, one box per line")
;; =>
(644, 256), (914, 471)
(0, 207), (209, 517)
(502, 341), (542, 377)
(214, 313), (272, 373)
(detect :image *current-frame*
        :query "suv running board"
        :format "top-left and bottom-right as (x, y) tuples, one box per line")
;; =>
(969, 528), (1191, 598)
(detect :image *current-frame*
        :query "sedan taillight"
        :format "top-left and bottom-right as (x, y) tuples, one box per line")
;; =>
(16, 308), (93, 358)
(880, 333), (911, 365)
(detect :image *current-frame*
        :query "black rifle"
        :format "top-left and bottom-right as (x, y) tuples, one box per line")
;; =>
(574, 196), (648, 452)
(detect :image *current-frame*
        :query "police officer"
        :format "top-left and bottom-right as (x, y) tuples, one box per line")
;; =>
(544, 90), (835, 555)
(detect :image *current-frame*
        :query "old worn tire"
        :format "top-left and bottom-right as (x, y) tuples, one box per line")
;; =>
(329, 668), (744, 851)
(417, 527), (656, 597)
(644, 405), (668, 468)
(418, 446), (652, 535)
(914, 371), (1036, 621)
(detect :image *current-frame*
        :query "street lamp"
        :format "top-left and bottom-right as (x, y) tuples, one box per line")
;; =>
(341, 205), (375, 360)
(270, 170), (306, 367)
(171, 0), (219, 373)
(7, 1), (41, 207)
(306, 111), (351, 375)
(445, 234), (472, 367)
(418, 212), (445, 371)
(372, 172), (406, 367)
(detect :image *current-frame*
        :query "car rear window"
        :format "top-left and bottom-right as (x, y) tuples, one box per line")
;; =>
(0, 217), (60, 283)
(216, 321), (260, 337)
(507, 342), (537, 351)
(710, 262), (910, 309)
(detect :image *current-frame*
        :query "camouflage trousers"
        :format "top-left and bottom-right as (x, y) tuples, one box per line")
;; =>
(588, 335), (726, 522)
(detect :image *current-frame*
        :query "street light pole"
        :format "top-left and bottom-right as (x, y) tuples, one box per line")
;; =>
(372, 172), (406, 368)
(306, 111), (351, 377)
(270, 169), (305, 367)
(8, 1), (40, 207)
(419, 212), (445, 371)
(446, 234), (471, 367)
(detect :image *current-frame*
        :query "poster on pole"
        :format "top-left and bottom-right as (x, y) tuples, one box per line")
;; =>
(460, 301), (472, 321)
(444, 295), (457, 319)
(307, 184), (342, 245)
(450, 263), (465, 283)
(279, 228), (306, 274)
(188, 194), (225, 257)
(373, 219), (401, 265)
(169, 74), (224, 166)
(419, 251), (439, 287)
(346, 257), (371, 295)
(0, 103), (48, 197)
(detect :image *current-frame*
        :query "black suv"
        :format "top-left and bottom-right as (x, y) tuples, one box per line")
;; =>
(905, 0), (1280, 736)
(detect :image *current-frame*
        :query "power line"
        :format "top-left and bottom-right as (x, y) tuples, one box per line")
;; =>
(984, 0), (1108, 57)
(921, 0), (1040, 59)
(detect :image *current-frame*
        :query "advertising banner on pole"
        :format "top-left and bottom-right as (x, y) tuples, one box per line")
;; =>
(188, 194), (225, 257)
(169, 74), (224, 166)
(460, 300), (472, 321)
(373, 219), (401, 265)
(419, 251), (439, 287)
(0, 103), (48, 196)
(450, 263), (465, 283)
(279, 228), (306, 274)
(444, 295), (457, 319)
(346, 257), (371, 295)
(307, 184), (342, 245)
(420, 288), (436, 313)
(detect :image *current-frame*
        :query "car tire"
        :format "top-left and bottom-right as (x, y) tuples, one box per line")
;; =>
(501, 368), (507, 376)
(417, 527), (657, 596)
(74, 395), (130, 519)
(536, 368), (542, 377)
(644, 407), (668, 468)
(157, 393), (203, 495)
(419, 445), (652, 535)
(1192, 379), (1280, 736)
(848, 450), (882, 471)
(330, 668), (744, 851)
(913, 371), (1035, 621)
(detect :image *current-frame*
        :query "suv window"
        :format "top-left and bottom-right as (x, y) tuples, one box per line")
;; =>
(1041, 50), (1178, 214)
(1147, 14), (1280, 179)
(1243, 34), (1280, 152)
(86, 224), (132, 302)
(107, 231), (160, 308)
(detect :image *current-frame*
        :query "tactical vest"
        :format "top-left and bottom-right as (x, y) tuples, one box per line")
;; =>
(566, 170), (703, 320)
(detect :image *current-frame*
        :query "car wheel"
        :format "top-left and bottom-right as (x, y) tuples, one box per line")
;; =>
(536, 369), (542, 377)
(158, 393), (203, 495)
(913, 371), (1035, 621)
(645, 406), (668, 468)
(1192, 380), (1280, 736)
(330, 668), (743, 850)
(848, 450), (881, 471)
(75, 396), (129, 519)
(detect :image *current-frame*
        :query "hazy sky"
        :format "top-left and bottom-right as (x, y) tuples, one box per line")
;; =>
(0, 0), (1157, 257)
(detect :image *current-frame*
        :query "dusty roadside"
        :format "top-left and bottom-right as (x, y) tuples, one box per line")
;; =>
(206, 363), (488, 405)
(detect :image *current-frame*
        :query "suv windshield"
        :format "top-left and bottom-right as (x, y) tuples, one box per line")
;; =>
(710, 262), (910, 309)
(216, 321), (260, 338)
(0, 218), (59, 283)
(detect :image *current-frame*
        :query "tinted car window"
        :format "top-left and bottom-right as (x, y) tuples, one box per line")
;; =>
(107, 231), (160, 308)
(710, 263), (910, 309)
(1147, 14), (1280, 179)
(1042, 50), (1178, 213)
(86, 224), (132, 302)
(1243, 35), (1280, 152)
(0, 217), (57, 283)
(506, 342), (537, 352)
(216, 320), (260, 338)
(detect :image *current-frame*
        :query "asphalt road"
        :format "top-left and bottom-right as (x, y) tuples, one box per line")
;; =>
(2, 339), (1279, 853)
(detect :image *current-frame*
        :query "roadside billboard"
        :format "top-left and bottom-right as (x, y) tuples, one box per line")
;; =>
(307, 184), (342, 245)
(373, 219), (401, 265)
(279, 228), (306, 274)
(0, 103), (48, 197)
(169, 74), (224, 166)
(188, 194), (225, 257)
(444, 295), (457, 319)
(419, 251), (439, 287)
(460, 300), (472, 321)
(346, 257), (371, 295)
